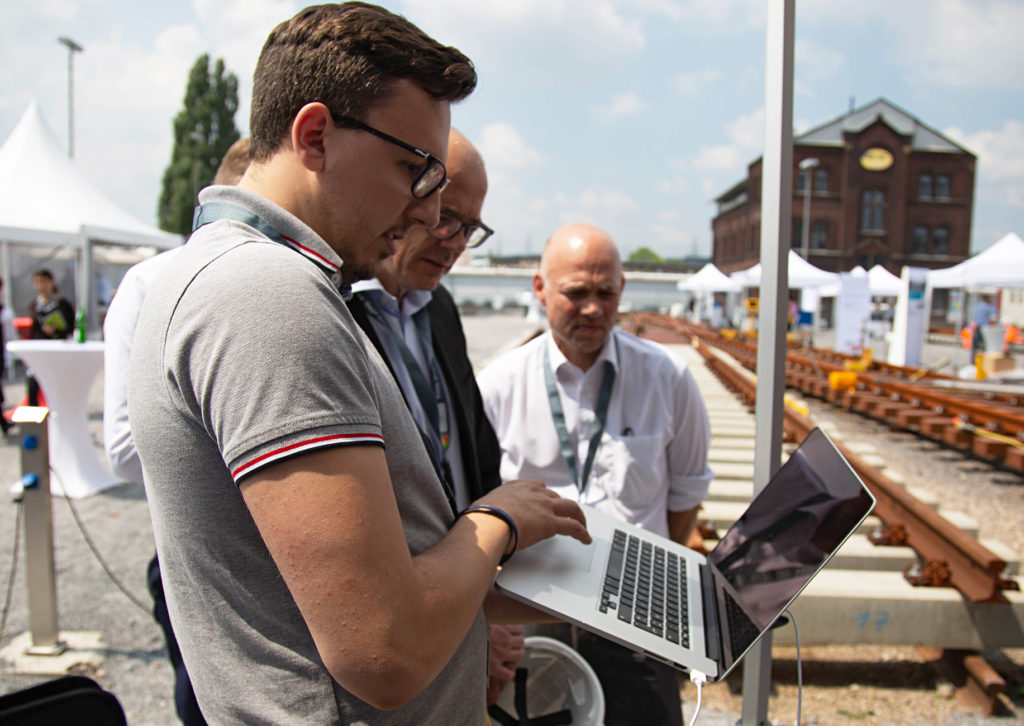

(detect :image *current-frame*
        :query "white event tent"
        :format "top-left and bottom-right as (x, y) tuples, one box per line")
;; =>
(0, 101), (181, 331)
(927, 232), (1024, 290)
(729, 250), (839, 289)
(677, 262), (742, 293)
(676, 262), (741, 325)
(867, 264), (903, 296)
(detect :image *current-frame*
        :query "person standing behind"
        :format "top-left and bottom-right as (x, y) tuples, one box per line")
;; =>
(347, 127), (523, 704)
(127, 5), (587, 723)
(26, 268), (75, 405)
(0, 277), (12, 434)
(477, 223), (714, 726)
(971, 294), (997, 361)
(102, 136), (250, 726)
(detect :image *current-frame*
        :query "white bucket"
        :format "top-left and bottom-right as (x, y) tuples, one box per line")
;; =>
(492, 635), (605, 726)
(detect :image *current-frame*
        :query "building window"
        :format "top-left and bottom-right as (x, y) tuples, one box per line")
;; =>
(792, 218), (803, 248)
(796, 170), (808, 192)
(861, 190), (886, 232)
(911, 226), (929, 254)
(812, 221), (829, 249)
(918, 173), (932, 199)
(933, 226), (950, 254)
(935, 174), (951, 199)
(814, 168), (829, 193)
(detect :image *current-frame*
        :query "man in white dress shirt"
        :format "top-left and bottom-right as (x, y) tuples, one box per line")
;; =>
(477, 223), (714, 726)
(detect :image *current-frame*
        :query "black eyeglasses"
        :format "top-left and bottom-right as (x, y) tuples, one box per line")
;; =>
(332, 114), (449, 199)
(428, 214), (494, 249)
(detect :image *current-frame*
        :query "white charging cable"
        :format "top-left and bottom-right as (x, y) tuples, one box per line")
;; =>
(687, 669), (707, 726)
(783, 607), (803, 726)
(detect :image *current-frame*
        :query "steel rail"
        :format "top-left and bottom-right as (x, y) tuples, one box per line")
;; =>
(622, 312), (1016, 602)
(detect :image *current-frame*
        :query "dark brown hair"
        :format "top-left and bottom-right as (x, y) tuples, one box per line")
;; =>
(249, 2), (476, 161)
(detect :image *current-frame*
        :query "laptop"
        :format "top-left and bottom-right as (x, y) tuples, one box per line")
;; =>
(495, 427), (876, 681)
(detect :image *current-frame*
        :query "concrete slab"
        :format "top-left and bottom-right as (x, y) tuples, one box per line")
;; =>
(705, 461), (755, 480)
(707, 480), (754, 502)
(709, 423), (757, 437)
(707, 448), (755, 464)
(0, 630), (105, 676)
(776, 570), (1024, 649)
(709, 436), (755, 450)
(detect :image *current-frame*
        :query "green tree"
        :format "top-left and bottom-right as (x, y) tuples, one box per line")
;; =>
(158, 54), (240, 235)
(627, 246), (663, 263)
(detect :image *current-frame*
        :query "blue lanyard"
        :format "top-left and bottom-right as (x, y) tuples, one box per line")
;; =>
(543, 339), (616, 493)
(192, 202), (350, 297)
(362, 297), (451, 456)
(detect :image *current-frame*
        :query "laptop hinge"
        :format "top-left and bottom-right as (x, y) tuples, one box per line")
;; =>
(700, 563), (722, 663)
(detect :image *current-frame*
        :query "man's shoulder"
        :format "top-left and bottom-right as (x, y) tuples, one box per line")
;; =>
(614, 329), (688, 376)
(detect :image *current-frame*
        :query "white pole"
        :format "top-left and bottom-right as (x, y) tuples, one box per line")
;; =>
(741, 0), (795, 723)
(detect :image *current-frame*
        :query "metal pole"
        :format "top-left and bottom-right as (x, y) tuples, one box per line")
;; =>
(741, 0), (795, 723)
(13, 407), (66, 655)
(57, 37), (83, 159)
(799, 158), (819, 260)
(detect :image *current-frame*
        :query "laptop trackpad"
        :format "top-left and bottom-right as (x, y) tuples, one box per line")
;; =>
(522, 534), (597, 572)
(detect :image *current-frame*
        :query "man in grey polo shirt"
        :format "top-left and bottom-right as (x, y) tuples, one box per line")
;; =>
(128, 5), (588, 724)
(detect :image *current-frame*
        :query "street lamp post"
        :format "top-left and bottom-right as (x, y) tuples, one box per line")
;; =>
(57, 36), (84, 158)
(799, 157), (819, 260)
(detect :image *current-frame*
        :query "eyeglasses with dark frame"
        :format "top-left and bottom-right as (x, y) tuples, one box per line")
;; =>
(428, 214), (494, 249)
(332, 114), (449, 199)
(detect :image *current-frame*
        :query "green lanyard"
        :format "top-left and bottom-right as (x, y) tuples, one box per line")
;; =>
(543, 340), (616, 494)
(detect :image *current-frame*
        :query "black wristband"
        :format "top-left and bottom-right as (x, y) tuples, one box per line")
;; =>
(458, 504), (519, 565)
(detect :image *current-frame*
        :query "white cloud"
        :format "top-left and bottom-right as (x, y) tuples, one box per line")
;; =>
(946, 121), (1024, 183)
(691, 106), (764, 173)
(399, 0), (645, 77)
(946, 120), (1024, 210)
(794, 37), (844, 82)
(898, 0), (1024, 90)
(477, 122), (546, 172)
(596, 91), (647, 121)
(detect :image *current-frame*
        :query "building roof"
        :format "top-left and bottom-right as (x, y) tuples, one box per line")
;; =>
(795, 97), (973, 155)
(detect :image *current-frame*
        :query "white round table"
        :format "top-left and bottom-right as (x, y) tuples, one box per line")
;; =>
(7, 340), (118, 498)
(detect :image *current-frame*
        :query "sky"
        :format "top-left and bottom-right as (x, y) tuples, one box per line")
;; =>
(2, 0), (1023, 261)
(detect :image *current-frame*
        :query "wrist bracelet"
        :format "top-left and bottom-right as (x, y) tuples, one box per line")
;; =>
(458, 504), (519, 565)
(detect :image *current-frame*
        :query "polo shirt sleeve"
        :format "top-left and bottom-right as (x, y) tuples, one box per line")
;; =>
(164, 244), (384, 485)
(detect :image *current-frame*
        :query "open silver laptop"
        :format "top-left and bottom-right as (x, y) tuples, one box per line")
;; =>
(495, 427), (876, 681)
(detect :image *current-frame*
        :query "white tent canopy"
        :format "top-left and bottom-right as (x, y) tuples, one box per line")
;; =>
(867, 264), (903, 296)
(730, 250), (839, 289)
(927, 232), (1024, 289)
(676, 262), (742, 293)
(0, 101), (181, 328)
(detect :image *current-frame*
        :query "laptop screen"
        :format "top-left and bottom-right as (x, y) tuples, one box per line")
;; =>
(707, 428), (876, 666)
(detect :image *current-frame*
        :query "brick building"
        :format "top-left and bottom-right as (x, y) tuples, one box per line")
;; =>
(711, 98), (976, 276)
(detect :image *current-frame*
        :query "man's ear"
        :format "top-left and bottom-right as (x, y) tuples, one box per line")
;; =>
(532, 273), (546, 308)
(291, 103), (332, 172)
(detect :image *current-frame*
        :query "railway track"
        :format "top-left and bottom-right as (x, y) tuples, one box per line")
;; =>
(620, 312), (1024, 715)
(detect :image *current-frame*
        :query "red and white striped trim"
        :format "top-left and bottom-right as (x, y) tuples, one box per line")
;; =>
(280, 233), (340, 273)
(231, 432), (384, 482)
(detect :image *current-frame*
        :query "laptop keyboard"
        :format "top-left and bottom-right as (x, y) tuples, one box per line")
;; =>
(723, 588), (760, 658)
(600, 529), (690, 647)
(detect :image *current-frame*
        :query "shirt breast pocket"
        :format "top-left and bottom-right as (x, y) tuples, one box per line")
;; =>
(597, 433), (667, 513)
